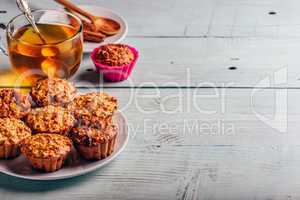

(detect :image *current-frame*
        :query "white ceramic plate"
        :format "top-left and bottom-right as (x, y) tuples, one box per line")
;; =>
(79, 5), (128, 52)
(0, 112), (129, 180)
(37, 6), (127, 52)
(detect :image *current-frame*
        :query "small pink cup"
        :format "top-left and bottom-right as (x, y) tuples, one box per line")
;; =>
(91, 44), (139, 82)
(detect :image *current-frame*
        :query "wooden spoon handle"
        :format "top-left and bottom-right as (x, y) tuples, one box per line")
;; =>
(55, 0), (94, 21)
(83, 30), (105, 42)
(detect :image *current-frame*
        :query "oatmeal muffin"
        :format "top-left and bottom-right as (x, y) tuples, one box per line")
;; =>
(21, 133), (72, 172)
(70, 125), (118, 160)
(30, 78), (76, 107)
(0, 118), (31, 158)
(67, 92), (117, 128)
(91, 44), (139, 82)
(26, 105), (75, 135)
(94, 44), (134, 66)
(0, 89), (31, 119)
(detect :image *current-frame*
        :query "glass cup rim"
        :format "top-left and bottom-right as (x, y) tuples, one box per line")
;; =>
(6, 9), (83, 46)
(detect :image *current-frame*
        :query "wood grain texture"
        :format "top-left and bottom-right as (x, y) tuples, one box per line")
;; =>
(1, 37), (299, 88)
(1, 0), (300, 88)
(25, 0), (300, 38)
(0, 88), (299, 200)
(1, 0), (300, 199)
(2, 0), (300, 38)
(71, 37), (300, 88)
(83, 88), (299, 146)
(2, 146), (300, 200)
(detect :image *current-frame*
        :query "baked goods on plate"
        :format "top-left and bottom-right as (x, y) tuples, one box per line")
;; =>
(0, 78), (128, 179)
(26, 105), (75, 135)
(0, 112), (128, 180)
(21, 133), (73, 172)
(0, 118), (31, 158)
(0, 89), (31, 119)
(70, 125), (118, 160)
(67, 92), (117, 129)
(31, 78), (76, 107)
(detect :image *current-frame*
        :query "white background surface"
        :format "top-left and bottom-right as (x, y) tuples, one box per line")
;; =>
(0, 0), (300, 199)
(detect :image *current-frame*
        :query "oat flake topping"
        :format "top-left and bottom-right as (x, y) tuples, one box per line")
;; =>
(31, 78), (76, 107)
(0, 118), (31, 145)
(21, 134), (72, 159)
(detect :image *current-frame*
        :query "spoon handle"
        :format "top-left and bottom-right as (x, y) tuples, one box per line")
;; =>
(16, 0), (40, 33)
(16, 0), (46, 43)
(55, 0), (94, 21)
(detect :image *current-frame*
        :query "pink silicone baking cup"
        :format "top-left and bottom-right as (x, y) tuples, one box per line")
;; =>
(91, 45), (139, 82)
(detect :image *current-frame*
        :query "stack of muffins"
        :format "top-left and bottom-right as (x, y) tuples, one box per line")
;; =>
(0, 78), (118, 172)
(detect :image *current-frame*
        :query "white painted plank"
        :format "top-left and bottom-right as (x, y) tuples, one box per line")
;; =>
(1, 0), (300, 88)
(1, 37), (300, 88)
(0, 89), (300, 200)
(2, 146), (300, 200)
(78, 88), (299, 146)
(0, 88), (300, 200)
(70, 37), (300, 88)
(2, 0), (300, 38)
(1, 0), (300, 199)
(21, 0), (300, 38)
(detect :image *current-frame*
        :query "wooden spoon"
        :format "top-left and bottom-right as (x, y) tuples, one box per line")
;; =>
(55, 0), (121, 35)
(83, 30), (105, 43)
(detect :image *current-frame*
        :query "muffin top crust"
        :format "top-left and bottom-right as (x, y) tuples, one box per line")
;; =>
(21, 133), (72, 159)
(71, 125), (117, 146)
(67, 92), (117, 128)
(31, 78), (76, 107)
(0, 118), (31, 145)
(26, 105), (75, 134)
(0, 89), (31, 119)
(94, 44), (134, 66)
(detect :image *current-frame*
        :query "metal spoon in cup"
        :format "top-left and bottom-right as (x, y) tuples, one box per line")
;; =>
(16, 0), (46, 43)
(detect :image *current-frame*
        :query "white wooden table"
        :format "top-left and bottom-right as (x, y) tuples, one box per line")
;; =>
(1, 0), (300, 199)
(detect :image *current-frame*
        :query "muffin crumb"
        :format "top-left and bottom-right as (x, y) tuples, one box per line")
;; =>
(21, 133), (72, 172)
(71, 125), (118, 146)
(21, 134), (72, 159)
(0, 89), (31, 119)
(95, 44), (134, 66)
(67, 92), (117, 129)
(26, 105), (75, 134)
(31, 78), (76, 107)
(70, 125), (118, 160)
(0, 118), (31, 158)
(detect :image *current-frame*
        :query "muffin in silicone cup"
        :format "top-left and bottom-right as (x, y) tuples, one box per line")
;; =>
(0, 118), (31, 159)
(91, 44), (139, 82)
(70, 125), (118, 160)
(20, 133), (73, 172)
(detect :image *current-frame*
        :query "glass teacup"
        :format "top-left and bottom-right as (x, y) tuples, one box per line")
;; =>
(1, 9), (83, 85)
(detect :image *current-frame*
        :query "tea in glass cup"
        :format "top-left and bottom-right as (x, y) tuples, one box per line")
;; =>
(5, 10), (83, 84)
